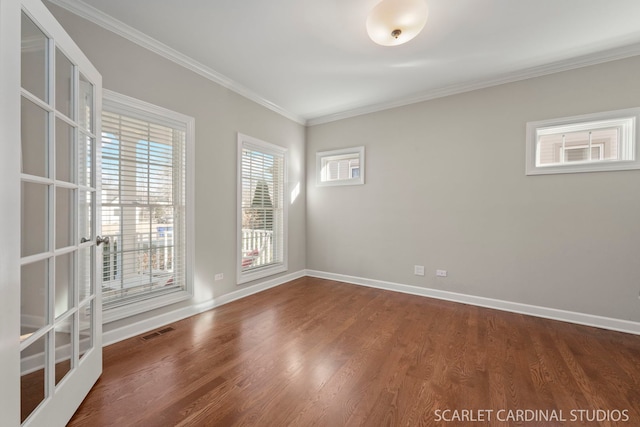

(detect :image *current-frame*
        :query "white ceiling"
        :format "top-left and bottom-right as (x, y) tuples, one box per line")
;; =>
(50, 0), (640, 124)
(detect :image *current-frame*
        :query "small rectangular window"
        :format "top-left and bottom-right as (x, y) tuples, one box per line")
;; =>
(316, 146), (365, 186)
(526, 108), (640, 175)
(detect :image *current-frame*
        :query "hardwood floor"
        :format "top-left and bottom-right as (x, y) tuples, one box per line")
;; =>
(69, 277), (640, 426)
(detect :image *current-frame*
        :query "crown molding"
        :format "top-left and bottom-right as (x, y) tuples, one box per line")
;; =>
(307, 43), (640, 126)
(46, 0), (306, 125)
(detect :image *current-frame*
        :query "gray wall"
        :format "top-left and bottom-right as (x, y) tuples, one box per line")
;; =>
(46, 4), (307, 332)
(307, 56), (640, 322)
(45, 2), (640, 327)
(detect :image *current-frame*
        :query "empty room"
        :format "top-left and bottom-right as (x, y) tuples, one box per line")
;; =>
(2, 0), (640, 426)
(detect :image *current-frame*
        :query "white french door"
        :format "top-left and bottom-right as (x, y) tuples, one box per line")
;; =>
(17, 0), (103, 425)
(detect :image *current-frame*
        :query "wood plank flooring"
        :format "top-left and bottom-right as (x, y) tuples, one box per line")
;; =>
(69, 277), (640, 426)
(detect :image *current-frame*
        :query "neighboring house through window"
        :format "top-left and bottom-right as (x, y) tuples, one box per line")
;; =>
(101, 90), (194, 321)
(316, 146), (365, 186)
(526, 108), (640, 175)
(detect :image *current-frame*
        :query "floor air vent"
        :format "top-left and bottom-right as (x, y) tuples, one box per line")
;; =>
(140, 326), (175, 341)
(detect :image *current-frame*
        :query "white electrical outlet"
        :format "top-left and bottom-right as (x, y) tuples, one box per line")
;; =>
(436, 269), (447, 277)
(215, 273), (224, 281)
(414, 265), (425, 276)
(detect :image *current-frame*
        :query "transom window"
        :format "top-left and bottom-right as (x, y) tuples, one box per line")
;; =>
(526, 108), (640, 175)
(316, 146), (365, 186)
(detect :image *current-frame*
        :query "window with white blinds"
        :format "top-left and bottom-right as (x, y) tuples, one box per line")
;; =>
(101, 90), (194, 321)
(237, 133), (288, 284)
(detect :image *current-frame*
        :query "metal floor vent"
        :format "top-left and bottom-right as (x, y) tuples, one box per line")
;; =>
(140, 327), (175, 341)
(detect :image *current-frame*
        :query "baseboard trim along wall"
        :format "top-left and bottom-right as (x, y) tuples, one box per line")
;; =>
(305, 270), (640, 336)
(102, 270), (306, 347)
(103, 268), (639, 346)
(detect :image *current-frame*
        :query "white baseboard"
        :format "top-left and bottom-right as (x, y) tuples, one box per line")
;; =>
(305, 270), (640, 336)
(102, 268), (639, 346)
(102, 270), (306, 346)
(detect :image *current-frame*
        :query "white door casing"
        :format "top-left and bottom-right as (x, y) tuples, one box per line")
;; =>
(0, 0), (24, 424)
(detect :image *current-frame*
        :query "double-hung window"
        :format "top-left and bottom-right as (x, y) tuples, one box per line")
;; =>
(101, 91), (194, 321)
(237, 133), (288, 284)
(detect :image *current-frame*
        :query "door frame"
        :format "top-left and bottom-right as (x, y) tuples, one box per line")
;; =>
(0, 0), (24, 424)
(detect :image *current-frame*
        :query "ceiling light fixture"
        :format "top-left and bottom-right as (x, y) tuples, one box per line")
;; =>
(366, 0), (428, 46)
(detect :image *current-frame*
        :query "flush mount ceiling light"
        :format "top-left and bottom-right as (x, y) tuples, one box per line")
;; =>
(366, 0), (428, 46)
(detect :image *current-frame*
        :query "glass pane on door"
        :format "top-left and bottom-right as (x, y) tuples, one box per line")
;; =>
(54, 316), (73, 386)
(79, 74), (93, 133)
(21, 97), (48, 177)
(78, 301), (93, 360)
(21, 12), (48, 102)
(78, 247), (92, 301)
(21, 181), (49, 257)
(21, 260), (48, 335)
(55, 48), (74, 119)
(79, 190), (92, 245)
(55, 187), (74, 249)
(20, 333), (48, 423)
(56, 118), (74, 183)
(54, 252), (74, 318)
(78, 134), (93, 187)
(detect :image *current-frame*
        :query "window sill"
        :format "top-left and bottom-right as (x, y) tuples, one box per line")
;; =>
(237, 264), (287, 285)
(525, 160), (640, 175)
(102, 289), (192, 324)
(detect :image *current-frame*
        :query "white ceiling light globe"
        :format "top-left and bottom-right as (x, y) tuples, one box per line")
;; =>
(366, 0), (429, 46)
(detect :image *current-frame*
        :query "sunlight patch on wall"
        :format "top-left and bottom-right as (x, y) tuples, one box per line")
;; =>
(290, 182), (301, 204)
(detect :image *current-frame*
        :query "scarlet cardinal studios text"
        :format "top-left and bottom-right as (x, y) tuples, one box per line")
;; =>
(433, 409), (630, 423)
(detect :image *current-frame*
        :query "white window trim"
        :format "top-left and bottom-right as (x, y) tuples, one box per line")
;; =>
(525, 108), (640, 175)
(316, 146), (365, 186)
(237, 133), (288, 285)
(101, 90), (195, 323)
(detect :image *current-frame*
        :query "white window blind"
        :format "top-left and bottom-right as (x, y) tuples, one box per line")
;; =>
(101, 91), (193, 319)
(237, 133), (287, 284)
